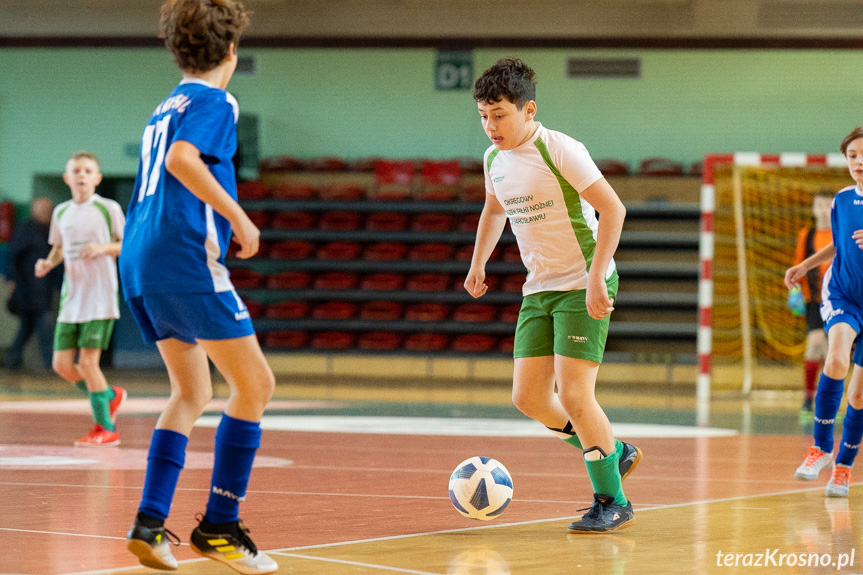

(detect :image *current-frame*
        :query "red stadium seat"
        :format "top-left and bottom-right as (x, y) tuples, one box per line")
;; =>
(499, 336), (515, 354)
(316, 242), (362, 260)
(455, 244), (500, 262)
(422, 160), (462, 185)
(264, 330), (308, 349)
(411, 213), (455, 232)
(404, 303), (449, 321)
(270, 182), (317, 200)
(265, 301), (309, 319)
(271, 211), (315, 230)
(312, 301), (357, 320)
(363, 242), (407, 261)
(357, 332), (402, 351)
(359, 301), (404, 320)
(375, 160), (415, 185)
(236, 181), (269, 200)
(638, 157), (684, 177)
(499, 304), (521, 323)
(458, 213), (482, 232)
(313, 272), (359, 290)
(266, 271), (312, 289)
(689, 160), (703, 177)
(406, 273), (450, 292)
(373, 160), (415, 200)
(246, 211), (271, 228)
(360, 273), (405, 291)
(408, 243), (451, 261)
(259, 156), (302, 172)
(229, 268), (265, 289)
(452, 303), (497, 322)
(459, 157), (485, 174)
(365, 212), (409, 231)
(451, 334), (497, 352)
(503, 243), (522, 263)
(311, 331), (356, 349)
(319, 211), (362, 231)
(502, 274), (526, 293)
(403, 333), (449, 351)
(460, 183), (486, 202)
(268, 240), (315, 260)
(318, 183), (365, 201)
(304, 156), (347, 172)
(348, 157), (382, 172)
(243, 300), (266, 319)
(595, 158), (629, 177)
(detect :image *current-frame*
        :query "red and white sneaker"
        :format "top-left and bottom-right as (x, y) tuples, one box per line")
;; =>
(75, 425), (120, 447)
(794, 446), (833, 481)
(109, 386), (127, 424)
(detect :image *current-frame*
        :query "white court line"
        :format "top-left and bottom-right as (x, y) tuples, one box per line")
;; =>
(277, 553), (442, 575)
(56, 482), (855, 575)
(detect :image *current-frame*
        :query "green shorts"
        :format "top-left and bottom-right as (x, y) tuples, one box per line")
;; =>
(54, 319), (115, 351)
(513, 276), (618, 363)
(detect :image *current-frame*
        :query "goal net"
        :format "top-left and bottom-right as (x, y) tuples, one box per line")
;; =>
(706, 157), (851, 390)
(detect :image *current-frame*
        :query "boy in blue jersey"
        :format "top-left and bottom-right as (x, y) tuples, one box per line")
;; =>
(123, 1), (277, 573)
(787, 126), (863, 498)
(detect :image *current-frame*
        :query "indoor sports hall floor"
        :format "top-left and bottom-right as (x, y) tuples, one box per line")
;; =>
(0, 371), (860, 575)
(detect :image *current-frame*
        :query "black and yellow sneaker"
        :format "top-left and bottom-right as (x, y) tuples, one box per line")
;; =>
(190, 515), (278, 575)
(126, 515), (181, 570)
(619, 442), (643, 481)
(568, 493), (635, 534)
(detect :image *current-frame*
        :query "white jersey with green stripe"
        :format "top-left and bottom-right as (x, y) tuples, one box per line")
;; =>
(484, 123), (614, 296)
(49, 193), (125, 322)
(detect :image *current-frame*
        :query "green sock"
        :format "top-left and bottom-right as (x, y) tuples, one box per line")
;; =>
(549, 422), (583, 449)
(88, 389), (114, 431)
(584, 449), (627, 506)
(563, 434), (583, 449)
(74, 380), (88, 393)
(614, 438), (624, 458)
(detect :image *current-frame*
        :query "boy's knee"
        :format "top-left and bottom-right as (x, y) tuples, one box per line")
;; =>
(52, 358), (75, 380)
(823, 355), (850, 379)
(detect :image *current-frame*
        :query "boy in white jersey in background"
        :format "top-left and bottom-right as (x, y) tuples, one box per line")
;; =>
(122, 1), (277, 573)
(787, 126), (863, 498)
(465, 58), (641, 533)
(35, 152), (126, 447)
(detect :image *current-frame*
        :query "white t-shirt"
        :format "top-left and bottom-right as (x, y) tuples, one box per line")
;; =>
(50, 193), (125, 322)
(484, 123), (615, 295)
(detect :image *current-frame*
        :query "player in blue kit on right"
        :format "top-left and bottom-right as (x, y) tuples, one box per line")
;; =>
(787, 126), (863, 498)
(122, 1), (277, 573)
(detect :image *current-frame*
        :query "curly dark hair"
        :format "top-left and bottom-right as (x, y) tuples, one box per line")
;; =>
(160, 0), (251, 73)
(473, 58), (537, 109)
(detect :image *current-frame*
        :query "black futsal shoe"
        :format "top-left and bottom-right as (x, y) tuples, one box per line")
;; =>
(619, 442), (643, 481)
(568, 493), (635, 533)
(190, 515), (278, 574)
(126, 516), (181, 570)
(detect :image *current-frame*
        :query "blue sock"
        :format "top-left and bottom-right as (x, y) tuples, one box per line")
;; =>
(205, 414), (261, 524)
(836, 405), (863, 466)
(814, 374), (845, 454)
(139, 429), (188, 520)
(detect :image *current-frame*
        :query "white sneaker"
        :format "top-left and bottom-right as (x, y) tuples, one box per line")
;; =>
(825, 464), (852, 497)
(794, 446), (833, 480)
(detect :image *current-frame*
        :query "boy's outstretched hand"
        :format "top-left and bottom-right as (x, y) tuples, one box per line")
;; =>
(34, 258), (52, 278)
(785, 264), (807, 291)
(586, 278), (614, 320)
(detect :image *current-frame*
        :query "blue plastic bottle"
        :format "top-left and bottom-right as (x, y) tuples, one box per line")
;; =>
(788, 285), (806, 316)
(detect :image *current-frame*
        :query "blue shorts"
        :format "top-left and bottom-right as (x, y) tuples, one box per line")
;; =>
(821, 296), (863, 367)
(127, 291), (255, 344)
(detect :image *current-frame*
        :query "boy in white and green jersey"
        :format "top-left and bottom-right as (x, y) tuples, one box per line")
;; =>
(465, 58), (640, 533)
(35, 152), (126, 447)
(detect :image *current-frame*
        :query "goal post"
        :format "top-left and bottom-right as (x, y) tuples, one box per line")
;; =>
(699, 153), (850, 395)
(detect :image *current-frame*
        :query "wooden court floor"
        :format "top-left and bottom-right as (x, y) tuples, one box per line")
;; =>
(0, 372), (861, 575)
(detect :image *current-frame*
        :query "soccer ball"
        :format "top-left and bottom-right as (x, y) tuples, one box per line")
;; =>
(448, 456), (513, 521)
